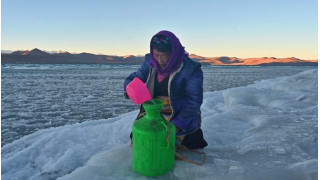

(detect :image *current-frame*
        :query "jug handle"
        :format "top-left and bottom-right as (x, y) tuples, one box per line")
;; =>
(163, 121), (173, 149)
(161, 121), (168, 132)
(160, 121), (172, 149)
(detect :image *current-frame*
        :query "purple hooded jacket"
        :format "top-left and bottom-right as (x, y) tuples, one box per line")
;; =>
(124, 31), (203, 136)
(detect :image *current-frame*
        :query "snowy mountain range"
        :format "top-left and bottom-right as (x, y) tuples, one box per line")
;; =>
(1, 48), (318, 66)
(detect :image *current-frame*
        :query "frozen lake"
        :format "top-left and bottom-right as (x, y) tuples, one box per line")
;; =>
(1, 64), (316, 146)
(1, 67), (317, 180)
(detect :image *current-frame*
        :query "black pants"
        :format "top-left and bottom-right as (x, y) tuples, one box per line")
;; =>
(130, 128), (208, 149)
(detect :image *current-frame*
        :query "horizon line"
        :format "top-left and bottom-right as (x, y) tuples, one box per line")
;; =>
(1, 48), (318, 60)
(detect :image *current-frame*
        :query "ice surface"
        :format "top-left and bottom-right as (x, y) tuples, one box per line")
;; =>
(1, 64), (313, 146)
(2, 69), (318, 180)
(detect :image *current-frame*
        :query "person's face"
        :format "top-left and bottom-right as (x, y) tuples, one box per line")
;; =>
(153, 49), (171, 69)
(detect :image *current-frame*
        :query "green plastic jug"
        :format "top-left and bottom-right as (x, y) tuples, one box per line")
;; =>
(132, 99), (176, 177)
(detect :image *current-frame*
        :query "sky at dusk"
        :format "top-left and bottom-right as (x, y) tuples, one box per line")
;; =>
(2, 0), (318, 59)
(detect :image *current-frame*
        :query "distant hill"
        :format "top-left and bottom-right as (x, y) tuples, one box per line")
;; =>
(189, 54), (317, 66)
(1, 48), (318, 66)
(2, 48), (145, 64)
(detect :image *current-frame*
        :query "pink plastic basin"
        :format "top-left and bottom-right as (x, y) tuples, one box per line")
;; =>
(126, 77), (151, 104)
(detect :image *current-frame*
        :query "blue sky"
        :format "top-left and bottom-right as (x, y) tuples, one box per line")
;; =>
(2, 0), (318, 59)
